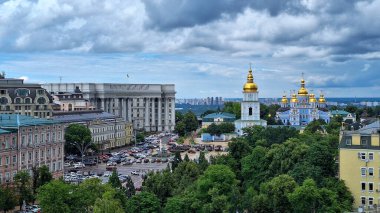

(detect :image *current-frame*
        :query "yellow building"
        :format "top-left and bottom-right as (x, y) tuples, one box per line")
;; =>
(125, 122), (133, 145)
(339, 120), (380, 211)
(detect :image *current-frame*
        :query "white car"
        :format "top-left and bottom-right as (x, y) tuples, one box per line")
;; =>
(73, 162), (85, 168)
(106, 161), (117, 166)
(131, 171), (139, 175)
(103, 171), (112, 177)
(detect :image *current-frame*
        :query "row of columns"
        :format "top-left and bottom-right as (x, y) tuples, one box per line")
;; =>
(93, 97), (175, 132)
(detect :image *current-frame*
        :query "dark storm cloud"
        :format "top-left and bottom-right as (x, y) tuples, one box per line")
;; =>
(143, 0), (310, 30)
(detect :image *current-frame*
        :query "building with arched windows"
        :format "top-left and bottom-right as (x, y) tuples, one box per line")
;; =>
(275, 75), (330, 126)
(235, 67), (267, 135)
(0, 74), (53, 118)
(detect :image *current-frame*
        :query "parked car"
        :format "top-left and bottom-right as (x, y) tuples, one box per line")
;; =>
(83, 159), (96, 166)
(144, 158), (149, 163)
(136, 159), (142, 163)
(161, 158), (168, 163)
(188, 149), (196, 154)
(131, 171), (139, 175)
(106, 161), (117, 166)
(73, 162), (85, 169)
(26, 205), (41, 213)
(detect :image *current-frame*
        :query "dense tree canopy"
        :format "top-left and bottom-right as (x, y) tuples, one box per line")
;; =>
(64, 123), (94, 156)
(205, 122), (235, 136)
(175, 111), (198, 136)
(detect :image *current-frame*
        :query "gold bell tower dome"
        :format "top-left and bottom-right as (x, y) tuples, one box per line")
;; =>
(298, 73), (308, 96)
(243, 65), (258, 93)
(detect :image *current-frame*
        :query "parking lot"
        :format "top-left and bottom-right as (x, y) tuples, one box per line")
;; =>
(80, 161), (169, 188)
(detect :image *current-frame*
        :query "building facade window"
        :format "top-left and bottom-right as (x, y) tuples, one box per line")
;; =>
(361, 139), (367, 145)
(361, 197), (366, 206)
(369, 183), (374, 192)
(369, 168), (374, 176)
(369, 153), (374, 161)
(345, 138), (352, 145)
(359, 152), (366, 160)
(361, 182), (366, 191)
(369, 197), (374, 206)
(361, 167), (367, 176)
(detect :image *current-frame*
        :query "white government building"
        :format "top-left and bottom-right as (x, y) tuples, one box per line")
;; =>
(43, 83), (176, 132)
(235, 67), (267, 135)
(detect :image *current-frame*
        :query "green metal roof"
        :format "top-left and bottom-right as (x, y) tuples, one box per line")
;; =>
(0, 114), (58, 128)
(0, 129), (10, 134)
(203, 112), (236, 119)
(331, 110), (350, 116)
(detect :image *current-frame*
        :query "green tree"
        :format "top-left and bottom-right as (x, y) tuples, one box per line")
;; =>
(136, 132), (145, 142)
(174, 121), (186, 136)
(175, 111), (184, 123)
(195, 165), (240, 212)
(124, 176), (136, 198)
(184, 154), (190, 162)
(14, 171), (33, 209)
(241, 146), (269, 190)
(64, 123), (93, 161)
(37, 180), (74, 213)
(183, 111), (199, 134)
(266, 138), (309, 177)
(109, 170), (122, 189)
(0, 185), (17, 213)
(304, 119), (326, 133)
(345, 105), (358, 114)
(78, 178), (113, 211)
(38, 165), (52, 187)
(206, 122), (235, 136)
(93, 190), (124, 213)
(288, 179), (321, 213)
(223, 102), (241, 119)
(126, 192), (161, 213)
(205, 123), (221, 136)
(228, 138), (252, 161)
(143, 170), (174, 205)
(31, 166), (39, 203)
(171, 152), (182, 171)
(197, 151), (208, 172)
(260, 174), (297, 213)
(172, 161), (201, 195)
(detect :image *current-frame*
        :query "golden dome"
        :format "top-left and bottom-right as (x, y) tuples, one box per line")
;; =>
(318, 94), (326, 103)
(298, 77), (308, 96)
(243, 68), (258, 92)
(290, 94), (298, 103)
(309, 94), (317, 103)
(281, 95), (288, 103)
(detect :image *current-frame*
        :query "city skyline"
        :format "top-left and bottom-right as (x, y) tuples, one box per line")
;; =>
(0, 0), (379, 98)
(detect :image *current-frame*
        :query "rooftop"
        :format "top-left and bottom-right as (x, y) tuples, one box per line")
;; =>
(331, 110), (350, 116)
(0, 129), (10, 134)
(203, 112), (236, 119)
(52, 111), (118, 123)
(0, 114), (57, 128)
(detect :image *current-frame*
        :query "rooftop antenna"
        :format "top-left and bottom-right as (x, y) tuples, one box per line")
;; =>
(59, 76), (62, 84)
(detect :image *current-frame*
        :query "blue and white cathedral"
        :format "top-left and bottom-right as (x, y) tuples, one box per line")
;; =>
(276, 75), (330, 126)
(235, 66), (267, 135)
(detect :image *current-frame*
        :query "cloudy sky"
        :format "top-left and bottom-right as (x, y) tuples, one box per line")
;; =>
(0, 0), (379, 98)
